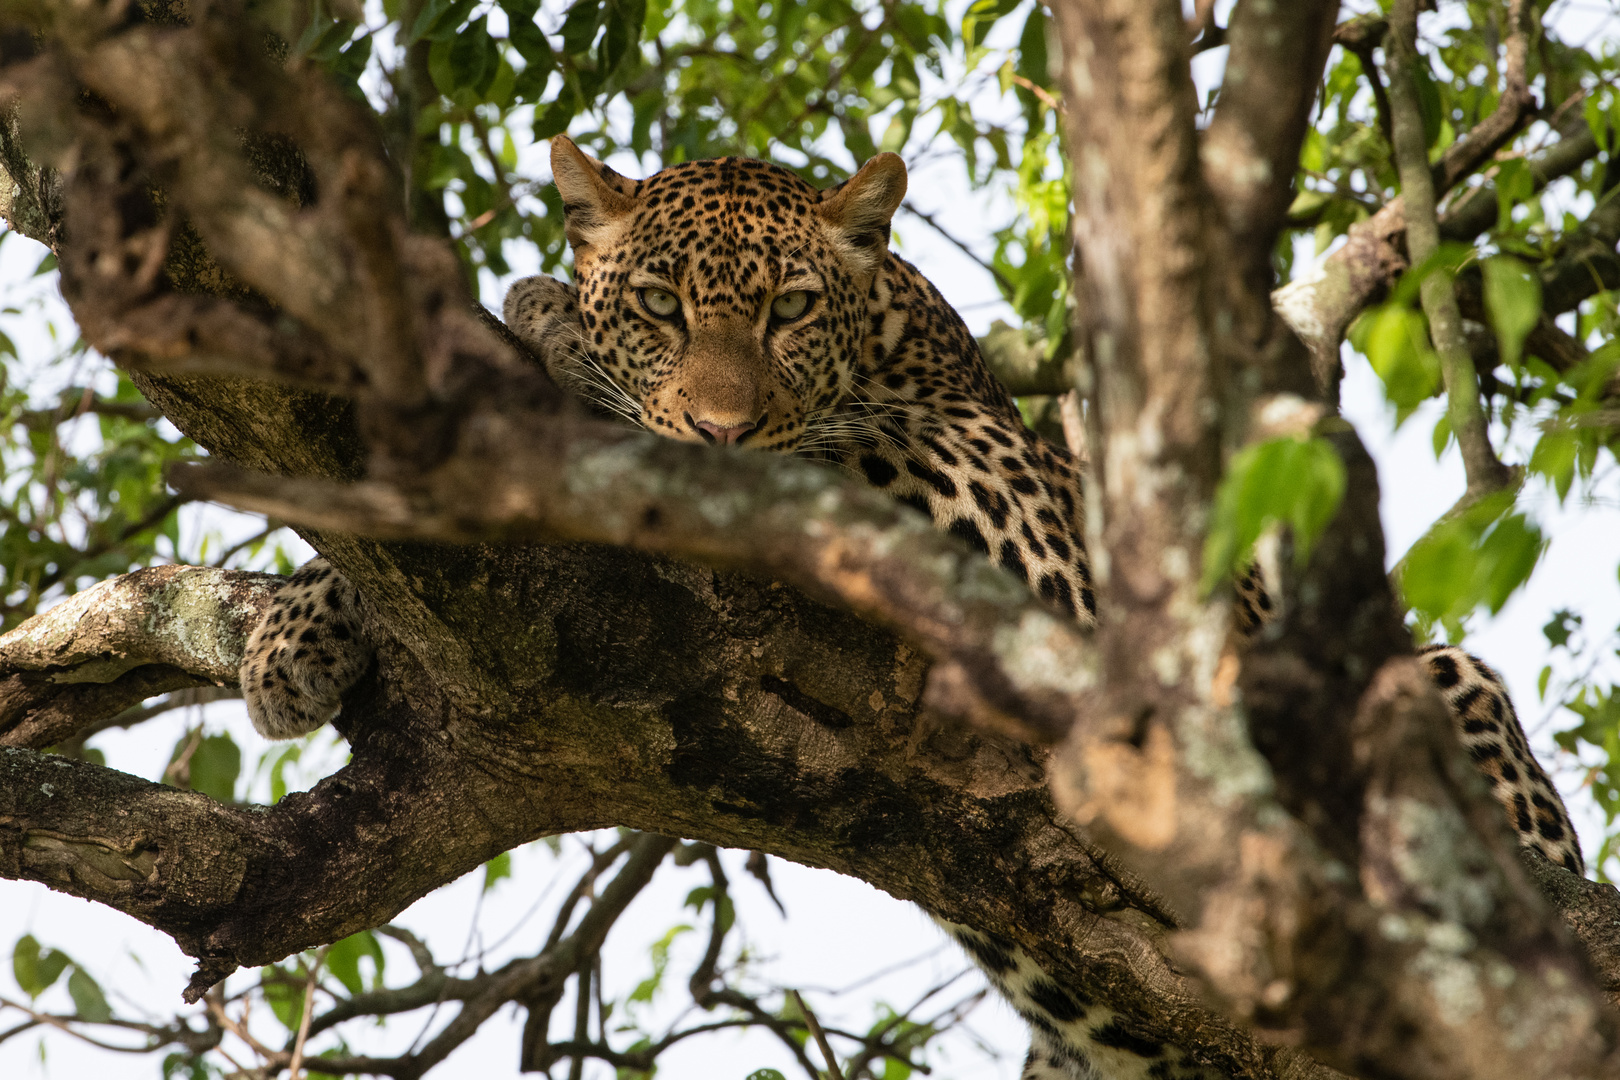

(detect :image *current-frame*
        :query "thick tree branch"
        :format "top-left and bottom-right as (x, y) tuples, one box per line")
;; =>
(1203, 0), (1338, 297)
(0, 566), (279, 748)
(1049, 3), (1620, 1075)
(1385, 0), (1513, 502)
(169, 432), (1094, 745)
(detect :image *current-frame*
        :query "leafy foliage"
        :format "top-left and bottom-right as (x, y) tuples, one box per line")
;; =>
(5, 0), (1620, 1075)
(1202, 435), (1347, 594)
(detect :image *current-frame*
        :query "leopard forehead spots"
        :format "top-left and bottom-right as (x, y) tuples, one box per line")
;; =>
(549, 141), (904, 452)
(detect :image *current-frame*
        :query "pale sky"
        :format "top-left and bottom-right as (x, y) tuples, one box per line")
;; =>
(4, 2), (1620, 1077)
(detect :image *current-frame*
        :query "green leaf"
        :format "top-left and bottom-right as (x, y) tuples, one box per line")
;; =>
(558, 0), (605, 55)
(1352, 305), (1441, 422)
(627, 922), (692, 1006)
(1586, 93), (1612, 156)
(962, 0), (1022, 50)
(1529, 430), (1579, 501)
(266, 741), (303, 805)
(1430, 411), (1452, 459)
(66, 966), (111, 1023)
(1015, 6), (1048, 92)
(508, 16), (554, 70)
(13, 936), (71, 999)
(325, 930), (386, 997)
(533, 83), (579, 140)
(1399, 493), (1546, 623)
(261, 965), (308, 1032)
(1481, 255), (1542, 369)
(1201, 436), (1347, 593)
(482, 850), (512, 893)
(747, 1071), (789, 1080)
(187, 734), (241, 803)
(498, 0), (539, 21)
(1543, 609), (1581, 649)
(431, 17), (501, 98)
(409, 0), (476, 43)
(162, 1051), (221, 1080)
(599, 0), (646, 76)
(1493, 157), (1534, 234)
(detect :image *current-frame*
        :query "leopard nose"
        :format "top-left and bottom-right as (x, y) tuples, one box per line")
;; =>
(687, 412), (762, 445)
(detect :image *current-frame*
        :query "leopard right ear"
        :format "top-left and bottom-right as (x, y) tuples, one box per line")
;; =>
(550, 136), (636, 249)
(815, 152), (907, 266)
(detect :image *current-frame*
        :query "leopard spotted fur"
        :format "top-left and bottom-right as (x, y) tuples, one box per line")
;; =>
(240, 138), (1583, 1079)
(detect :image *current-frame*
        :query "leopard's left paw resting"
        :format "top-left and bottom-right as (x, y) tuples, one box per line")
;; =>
(240, 557), (373, 739)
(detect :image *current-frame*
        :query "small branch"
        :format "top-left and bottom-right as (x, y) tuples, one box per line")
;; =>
(1385, 0), (1513, 500)
(18, 492), (190, 607)
(15, 389), (164, 429)
(1, 664), (215, 750)
(1008, 72), (1062, 114)
(1203, 0), (1338, 293)
(286, 964), (317, 1078)
(0, 566), (281, 748)
(1334, 15), (1393, 144)
(1274, 8), (1559, 388)
(789, 990), (844, 1080)
(976, 320), (1080, 396)
(1429, 0), (1537, 196)
(899, 203), (1014, 295)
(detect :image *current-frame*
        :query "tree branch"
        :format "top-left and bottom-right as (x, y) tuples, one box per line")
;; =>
(1385, 0), (1513, 501)
(166, 443), (1096, 745)
(1272, 8), (1549, 392)
(1203, 0), (1338, 296)
(0, 566), (280, 748)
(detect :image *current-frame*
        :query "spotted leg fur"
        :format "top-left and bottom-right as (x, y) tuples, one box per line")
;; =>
(1420, 644), (1582, 873)
(240, 557), (373, 739)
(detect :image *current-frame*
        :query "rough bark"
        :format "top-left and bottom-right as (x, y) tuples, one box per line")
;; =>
(1048, 1), (1620, 1076)
(0, 3), (1618, 1079)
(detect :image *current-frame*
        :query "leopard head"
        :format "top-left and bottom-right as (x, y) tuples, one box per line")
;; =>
(547, 135), (906, 450)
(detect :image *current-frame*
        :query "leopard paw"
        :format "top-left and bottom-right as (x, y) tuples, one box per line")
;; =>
(240, 557), (373, 739)
(502, 274), (586, 381)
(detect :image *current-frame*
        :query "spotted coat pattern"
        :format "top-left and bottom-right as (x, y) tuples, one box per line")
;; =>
(240, 558), (371, 739)
(239, 140), (1584, 1080)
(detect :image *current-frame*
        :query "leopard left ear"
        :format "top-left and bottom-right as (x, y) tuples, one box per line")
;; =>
(550, 135), (636, 249)
(816, 153), (907, 256)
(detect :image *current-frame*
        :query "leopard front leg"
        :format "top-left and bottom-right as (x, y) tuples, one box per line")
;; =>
(240, 558), (373, 739)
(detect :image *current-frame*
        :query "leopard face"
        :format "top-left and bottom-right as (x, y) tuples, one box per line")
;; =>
(505, 137), (1096, 624)
(542, 136), (905, 451)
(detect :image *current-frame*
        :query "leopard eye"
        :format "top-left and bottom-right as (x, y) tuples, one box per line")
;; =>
(770, 291), (814, 322)
(639, 288), (680, 319)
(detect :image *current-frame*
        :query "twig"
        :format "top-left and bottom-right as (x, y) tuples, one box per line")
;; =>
(207, 995), (269, 1060)
(788, 990), (844, 1080)
(162, 725), (204, 788)
(212, 523), (281, 568)
(0, 996), (155, 1053)
(1334, 15), (1393, 143)
(899, 203), (1016, 295)
(78, 686), (241, 740)
(1008, 72), (1062, 114)
(286, 964), (318, 1078)
(1385, 0), (1513, 501)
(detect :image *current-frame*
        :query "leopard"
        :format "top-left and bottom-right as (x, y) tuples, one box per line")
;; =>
(239, 136), (1583, 1080)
